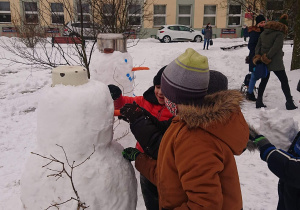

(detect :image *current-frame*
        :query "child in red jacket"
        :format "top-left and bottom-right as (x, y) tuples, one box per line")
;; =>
(108, 65), (172, 210)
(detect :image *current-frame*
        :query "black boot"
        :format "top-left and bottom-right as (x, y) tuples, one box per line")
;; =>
(246, 92), (256, 101)
(286, 98), (298, 110)
(256, 98), (266, 108)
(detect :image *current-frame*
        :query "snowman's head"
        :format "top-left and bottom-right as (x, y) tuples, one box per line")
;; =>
(52, 66), (88, 87)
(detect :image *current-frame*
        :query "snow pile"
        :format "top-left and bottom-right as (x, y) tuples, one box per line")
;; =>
(90, 50), (135, 96)
(258, 109), (299, 151)
(20, 80), (137, 210)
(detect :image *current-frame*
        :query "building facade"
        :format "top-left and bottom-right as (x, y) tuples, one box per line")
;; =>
(0, 0), (256, 38)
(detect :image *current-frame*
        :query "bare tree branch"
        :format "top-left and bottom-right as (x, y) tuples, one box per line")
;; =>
(31, 144), (95, 209)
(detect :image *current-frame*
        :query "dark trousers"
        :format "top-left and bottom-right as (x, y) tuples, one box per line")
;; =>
(257, 70), (292, 101)
(203, 38), (210, 49)
(140, 174), (159, 210)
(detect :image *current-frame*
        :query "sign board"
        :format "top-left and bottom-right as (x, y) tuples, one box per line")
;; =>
(45, 27), (60, 33)
(221, 28), (236, 34)
(2, 27), (17, 33)
(220, 28), (237, 37)
(245, 12), (253, 19)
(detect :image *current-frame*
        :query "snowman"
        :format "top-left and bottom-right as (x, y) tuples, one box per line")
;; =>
(90, 33), (148, 97)
(20, 66), (137, 210)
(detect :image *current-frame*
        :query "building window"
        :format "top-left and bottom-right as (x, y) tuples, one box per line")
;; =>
(266, 0), (283, 20)
(178, 5), (191, 26)
(0, 2), (11, 23)
(128, 4), (142, 26)
(228, 5), (241, 26)
(77, 3), (90, 22)
(102, 4), (113, 17)
(51, 3), (64, 24)
(23, 2), (39, 24)
(203, 5), (216, 26)
(153, 5), (166, 27)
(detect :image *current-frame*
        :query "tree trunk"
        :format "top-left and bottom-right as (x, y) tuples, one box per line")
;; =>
(291, 0), (300, 70)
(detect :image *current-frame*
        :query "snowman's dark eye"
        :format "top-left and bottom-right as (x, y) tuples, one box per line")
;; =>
(75, 71), (78, 73)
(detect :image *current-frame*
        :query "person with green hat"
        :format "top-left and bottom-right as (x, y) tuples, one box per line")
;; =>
(253, 14), (298, 110)
(122, 48), (249, 209)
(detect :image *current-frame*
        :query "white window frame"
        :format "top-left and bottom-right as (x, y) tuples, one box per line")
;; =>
(77, 3), (91, 22)
(51, 3), (64, 25)
(23, 1), (39, 24)
(178, 5), (192, 26)
(203, 5), (216, 26)
(128, 4), (142, 26)
(228, 4), (241, 27)
(153, 5), (166, 27)
(0, 1), (11, 23)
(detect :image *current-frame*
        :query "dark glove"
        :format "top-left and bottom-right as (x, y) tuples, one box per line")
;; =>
(108, 84), (122, 100)
(249, 126), (270, 148)
(122, 147), (141, 161)
(120, 101), (144, 123)
(249, 126), (275, 161)
(261, 53), (271, 65)
(252, 55), (261, 65)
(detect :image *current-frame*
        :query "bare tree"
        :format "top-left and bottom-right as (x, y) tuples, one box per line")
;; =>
(0, 0), (154, 77)
(290, 0), (300, 70)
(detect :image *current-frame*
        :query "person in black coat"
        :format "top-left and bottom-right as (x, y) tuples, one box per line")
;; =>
(242, 24), (249, 42)
(246, 15), (266, 101)
(249, 128), (300, 210)
(203, 23), (213, 50)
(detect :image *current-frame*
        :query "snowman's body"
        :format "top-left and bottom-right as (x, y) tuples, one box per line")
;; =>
(20, 78), (137, 209)
(90, 50), (135, 96)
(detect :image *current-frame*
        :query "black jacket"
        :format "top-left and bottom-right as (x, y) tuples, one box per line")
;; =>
(130, 111), (173, 159)
(263, 132), (300, 210)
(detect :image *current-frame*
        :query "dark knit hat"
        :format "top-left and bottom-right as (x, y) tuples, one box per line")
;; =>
(255, 15), (266, 25)
(153, 65), (167, 86)
(161, 48), (210, 105)
(207, 70), (228, 94)
(279, 14), (288, 26)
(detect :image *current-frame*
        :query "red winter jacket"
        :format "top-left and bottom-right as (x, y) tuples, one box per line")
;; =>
(114, 86), (173, 152)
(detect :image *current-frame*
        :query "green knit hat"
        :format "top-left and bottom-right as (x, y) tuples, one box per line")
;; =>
(279, 14), (288, 26)
(161, 48), (209, 105)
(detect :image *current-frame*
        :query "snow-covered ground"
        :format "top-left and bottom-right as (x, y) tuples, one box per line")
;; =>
(0, 37), (299, 210)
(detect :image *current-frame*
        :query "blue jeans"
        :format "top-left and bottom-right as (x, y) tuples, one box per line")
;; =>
(203, 38), (210, 49)
(248, 72), (258, 94)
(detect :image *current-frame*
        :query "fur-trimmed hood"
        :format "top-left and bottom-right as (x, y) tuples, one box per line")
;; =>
(248, 26), (263, 33)
(173, 89), (249, 155)
(178, 90), (244, 129)
(264, 21), (288, 35)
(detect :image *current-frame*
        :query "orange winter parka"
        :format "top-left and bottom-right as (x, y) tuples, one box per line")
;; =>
(135, 90), (249, 210)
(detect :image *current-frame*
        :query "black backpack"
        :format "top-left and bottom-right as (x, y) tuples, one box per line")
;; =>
(243, 73), (251, 86)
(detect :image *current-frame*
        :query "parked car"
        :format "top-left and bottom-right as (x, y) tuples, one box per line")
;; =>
(63, 21), (100, 39)
(157, 25), (203, 43)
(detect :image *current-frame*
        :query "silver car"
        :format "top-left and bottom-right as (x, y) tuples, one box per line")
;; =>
(63, 21), (99, 39)
(157, 25), (203, 43)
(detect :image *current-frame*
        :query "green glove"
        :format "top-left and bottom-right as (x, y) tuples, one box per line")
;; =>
(253, 135), (269, 147)
(122, 147), (141, 161)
